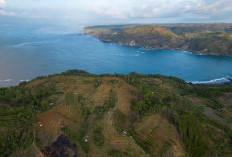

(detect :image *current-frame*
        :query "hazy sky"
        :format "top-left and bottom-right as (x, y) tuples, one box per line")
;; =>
(0, 0), (232, 24)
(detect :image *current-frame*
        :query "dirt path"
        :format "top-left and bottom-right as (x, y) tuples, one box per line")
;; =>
(32, 142), (44, 157)
(33, 129), (44, 157)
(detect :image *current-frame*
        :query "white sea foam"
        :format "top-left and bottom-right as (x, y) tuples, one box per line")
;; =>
(11, 40), (60, 48)
(0, 79), (13, 82)
(181, 50), (192, 54)
(191, 76), (231, 84)
(20, 80), (29, 82)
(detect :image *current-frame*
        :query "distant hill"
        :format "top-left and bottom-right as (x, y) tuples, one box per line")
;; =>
(84, 24), (232, 55)
(1, 70), (232, 156)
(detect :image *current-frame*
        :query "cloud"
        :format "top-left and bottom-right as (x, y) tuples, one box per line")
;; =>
(88, 0), (197, 19)
(0, 0), (17, 16)
(193, 0), (232, 14)
(179, 0), (232, 21)
(0, 0), (232, 23)
(91, 6), (128, 19)
(0, 10), (15, 16)
(89, 1), (162, 19)
(0, 0), (6, 8)
(87, 0), (232, 22)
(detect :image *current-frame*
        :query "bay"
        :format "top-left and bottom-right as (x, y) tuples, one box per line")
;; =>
(0, 23), (232, 86)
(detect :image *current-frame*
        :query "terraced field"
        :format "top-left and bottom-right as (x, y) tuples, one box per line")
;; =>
(1, 70), (232, 156)
(133, 114), (185, 157)
(32, 75), (151, 156)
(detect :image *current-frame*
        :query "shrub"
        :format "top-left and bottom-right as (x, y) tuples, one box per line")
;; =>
(93, 127), (104, 147)
(177, 112), (208, 157)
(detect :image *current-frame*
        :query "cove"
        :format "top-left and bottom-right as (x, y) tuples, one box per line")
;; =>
(0, 23), (232, 86)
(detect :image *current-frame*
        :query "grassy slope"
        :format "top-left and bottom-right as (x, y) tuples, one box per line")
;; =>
(0, 70), (232, 157)
(84, 24), (232, 55)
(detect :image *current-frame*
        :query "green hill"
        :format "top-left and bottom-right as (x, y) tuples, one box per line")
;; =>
(84, 24), (232, 55)
(124, 25), (179, 38)
(0, 70), (232, 156)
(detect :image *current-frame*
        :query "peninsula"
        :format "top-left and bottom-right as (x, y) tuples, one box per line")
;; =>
(84, 24), (232, 55)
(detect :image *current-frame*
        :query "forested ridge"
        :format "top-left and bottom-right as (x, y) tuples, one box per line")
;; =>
(84, 24), (232, 55)
(0, 70), (232, 156)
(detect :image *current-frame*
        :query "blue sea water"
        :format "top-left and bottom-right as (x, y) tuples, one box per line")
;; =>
(0, 23), (232, 86)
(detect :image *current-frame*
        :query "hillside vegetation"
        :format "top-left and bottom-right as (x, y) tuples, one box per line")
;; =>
(0, 70), (232, 157)
(124, 26), (179, 38)
(84, 24), (232, 55)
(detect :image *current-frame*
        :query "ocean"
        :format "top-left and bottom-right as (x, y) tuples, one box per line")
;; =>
(0, 23), (232, 86)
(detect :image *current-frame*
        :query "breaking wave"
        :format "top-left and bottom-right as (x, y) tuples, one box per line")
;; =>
(191, 76), (231, 84)
(0, 79), (13, 82)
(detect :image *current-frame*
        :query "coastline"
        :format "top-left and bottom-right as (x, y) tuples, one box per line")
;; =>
(87, 33), (232, 57)
(190, 76), (232, 84)
(1, 70), (231, 88)
(83, 28), (232, 57)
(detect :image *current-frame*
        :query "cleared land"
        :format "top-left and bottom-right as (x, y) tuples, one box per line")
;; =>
(0, 70), (232, 156)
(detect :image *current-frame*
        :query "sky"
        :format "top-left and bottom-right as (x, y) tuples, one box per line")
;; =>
(0, 0), (232, 24)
